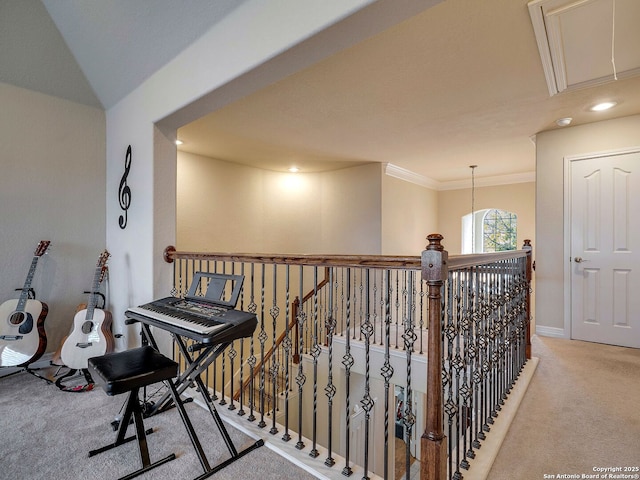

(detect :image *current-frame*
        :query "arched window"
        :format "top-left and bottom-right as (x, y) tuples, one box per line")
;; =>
(482, 208), (517, 252)
(461, 208), (517, 254)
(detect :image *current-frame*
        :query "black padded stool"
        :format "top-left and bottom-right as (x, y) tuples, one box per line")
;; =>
(87, 346), (179, 480)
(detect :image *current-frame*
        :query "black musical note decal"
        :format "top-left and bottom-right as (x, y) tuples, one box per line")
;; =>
(118, 145), (132, 229)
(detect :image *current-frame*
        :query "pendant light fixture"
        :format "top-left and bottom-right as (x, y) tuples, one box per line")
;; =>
(470, 165), (477, 254)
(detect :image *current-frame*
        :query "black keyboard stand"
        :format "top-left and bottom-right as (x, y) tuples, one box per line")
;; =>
(134, 321), (263, 479)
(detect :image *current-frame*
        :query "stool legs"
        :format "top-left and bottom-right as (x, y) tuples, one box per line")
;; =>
(89, 387), (176, 480)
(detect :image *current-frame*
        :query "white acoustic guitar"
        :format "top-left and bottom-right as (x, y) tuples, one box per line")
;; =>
(0, 241), (51, 367)
(60, 250), (114, 370)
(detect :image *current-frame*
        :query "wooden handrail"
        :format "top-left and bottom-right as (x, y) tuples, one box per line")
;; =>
(164, 245), (529, 270)
(164, 247), (422, 269)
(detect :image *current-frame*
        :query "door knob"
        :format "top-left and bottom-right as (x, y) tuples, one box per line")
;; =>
(574, 257), (588, 263)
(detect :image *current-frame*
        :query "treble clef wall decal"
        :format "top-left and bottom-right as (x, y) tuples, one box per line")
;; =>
(118, 145), (132, 229)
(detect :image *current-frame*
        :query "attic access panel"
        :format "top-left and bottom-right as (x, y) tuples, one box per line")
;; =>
(528, 0), (640, 95)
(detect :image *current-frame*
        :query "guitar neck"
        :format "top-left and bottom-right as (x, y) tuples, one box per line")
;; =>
(16, 256), (40, 312)
(85, 266), (104, 320)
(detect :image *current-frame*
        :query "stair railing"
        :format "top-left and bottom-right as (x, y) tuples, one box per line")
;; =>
(162, 235), (532, 480)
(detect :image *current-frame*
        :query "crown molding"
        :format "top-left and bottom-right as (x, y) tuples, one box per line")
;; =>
(437, 171), (536, 191)
(384, 163), (535, 191)
(384, 163), (440, 189)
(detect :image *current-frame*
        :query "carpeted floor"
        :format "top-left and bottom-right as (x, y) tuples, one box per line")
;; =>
(2, 336), (638, 480)
(0, 368), (318, 480)
(488, 335), (640, 480)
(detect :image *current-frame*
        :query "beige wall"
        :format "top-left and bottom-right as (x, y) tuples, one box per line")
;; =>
(320, 163), (382, 254)
(437, 182), (536, 255)
(177, 153), (382, 254)
(381, 174), (438, 255)
(535, 113), (640, 335)
(177, 152), (535, 259)
(0, 82), (106, 354)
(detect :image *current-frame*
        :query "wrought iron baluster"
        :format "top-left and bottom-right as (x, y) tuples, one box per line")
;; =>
(247, 263), (257, 422)
(453, 270), (464, 480)
(444, 271), (456, 480)
(238, 262), (246, 416)
(402, 271), (417, 480)
(282, 264), (291, 442)
(295, 265), (307, 451)
(358, 272), (364, 342)
(309, 266), (320, 458)
(342, 268), (354, 476)
(227, 263), (237, 411)
(479, 266), (490, 439)
(372, 270), (380, 346)
(269, 265), (280, 435)
(489, 267), (498, 424)
(460, 268), (474, 469)
(360, 268), (374, 480)
(380, 269), (394, 480)
(418, 281), (426, 354)
(324, 268), (336, 468)
(394, 271), (400, 348)
(339, 268), (346, 336)
(258, 264), (267, 428)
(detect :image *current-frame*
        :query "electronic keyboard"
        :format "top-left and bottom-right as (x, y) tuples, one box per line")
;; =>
(125, 272), (257, 344)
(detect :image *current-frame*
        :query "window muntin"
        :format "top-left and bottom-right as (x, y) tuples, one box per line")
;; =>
(461, 208), (517, 254)
(482, 208), (517, 252)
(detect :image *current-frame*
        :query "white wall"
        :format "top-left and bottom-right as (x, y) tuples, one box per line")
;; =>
(0, 82), (106, 354)
(106, 0), (371, 350)
(535, 113), (640, 336)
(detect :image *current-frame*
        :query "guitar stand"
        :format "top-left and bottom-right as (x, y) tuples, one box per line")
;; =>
(54, 367), (95, 392)
(139, 323), (264, 480)
(1, 364), (54, 384)
(24, 365), (55, 384)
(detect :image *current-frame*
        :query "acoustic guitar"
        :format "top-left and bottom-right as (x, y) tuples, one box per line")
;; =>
(60, 250), (114, 370)
(0, 240), (50, 367)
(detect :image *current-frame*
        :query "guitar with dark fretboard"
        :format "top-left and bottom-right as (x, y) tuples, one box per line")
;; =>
(0, 241), (50, 367)
(60, 250), (114, 370)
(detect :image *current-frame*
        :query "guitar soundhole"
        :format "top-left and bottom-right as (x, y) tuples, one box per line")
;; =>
(9, 312), (25, 325)
(81, 321), (94, 334)
(13, 312), (34, 335)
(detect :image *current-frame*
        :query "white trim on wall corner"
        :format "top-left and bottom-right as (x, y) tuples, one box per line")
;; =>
(384, 163), (440, 189)
(535, 325), (566, 338)
(383, 163), (535, 191)
(438, 171), (536, 191)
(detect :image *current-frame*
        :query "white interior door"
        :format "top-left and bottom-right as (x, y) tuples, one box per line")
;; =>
(570, 151), (640, 348)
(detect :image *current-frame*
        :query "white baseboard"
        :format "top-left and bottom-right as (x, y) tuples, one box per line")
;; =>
(535, 325), (566, 338)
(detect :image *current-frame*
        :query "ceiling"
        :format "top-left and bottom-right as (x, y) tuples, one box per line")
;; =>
(4, 0), (640, 187)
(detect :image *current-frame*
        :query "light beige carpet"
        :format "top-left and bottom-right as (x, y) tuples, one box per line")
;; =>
(0, 368), (318, 480)
(488, 335), (640, 480)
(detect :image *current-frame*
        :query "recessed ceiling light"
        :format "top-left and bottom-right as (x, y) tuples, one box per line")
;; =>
(288, 167), (300, 173)
(175, 140), (183, 145)
(556, 117), (572, 127)
(590, 101), (617, 112)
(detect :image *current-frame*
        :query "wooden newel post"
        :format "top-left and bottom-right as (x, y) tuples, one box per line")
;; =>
(420, 234), (448, 480)
(522, 239), (533, 360)
(163, 245), (176, 263)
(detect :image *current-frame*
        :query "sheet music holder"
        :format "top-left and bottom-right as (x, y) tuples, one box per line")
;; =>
(124, 272), (262, 480)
